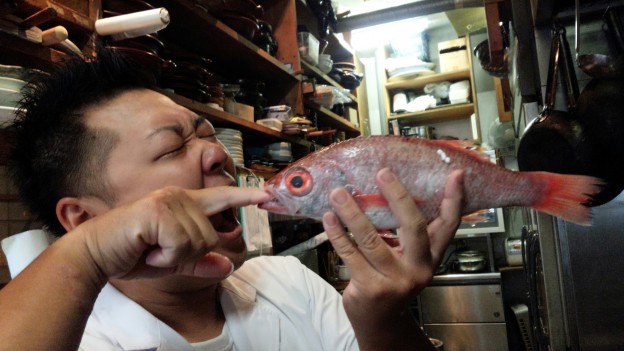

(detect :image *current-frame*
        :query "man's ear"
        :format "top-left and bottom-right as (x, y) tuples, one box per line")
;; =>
(56, 197), (110, 232)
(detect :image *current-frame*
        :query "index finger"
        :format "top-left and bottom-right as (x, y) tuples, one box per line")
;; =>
(375, 168), (431, 266)
(427, 170), (464, 264)
(188, 186), (271, 216)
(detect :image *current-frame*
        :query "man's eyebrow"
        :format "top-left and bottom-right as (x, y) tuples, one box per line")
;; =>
(147, 116), (206, 139)
(193, 115), (208, 131)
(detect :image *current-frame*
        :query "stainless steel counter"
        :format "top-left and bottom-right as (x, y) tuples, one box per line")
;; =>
(421, 273), (508, 351)
(431, 272), (501, 285)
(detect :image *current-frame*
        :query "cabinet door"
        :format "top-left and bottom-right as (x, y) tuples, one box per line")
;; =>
(420, 284), (505, 323)
(423, 323), (508, 351)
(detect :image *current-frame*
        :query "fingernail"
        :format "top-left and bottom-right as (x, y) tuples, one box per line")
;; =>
(323, 212), (338, 226)
(225, 258), (235, 277)
(380, 168), (395, 183)
(332, 189), (348, 205)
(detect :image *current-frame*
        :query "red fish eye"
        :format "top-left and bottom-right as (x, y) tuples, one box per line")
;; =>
(284, 169), (313, 196)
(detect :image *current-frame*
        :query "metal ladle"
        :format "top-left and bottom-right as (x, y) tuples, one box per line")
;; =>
(575, 0), (624, 78)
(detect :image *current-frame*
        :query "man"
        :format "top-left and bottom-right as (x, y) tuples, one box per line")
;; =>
(0, 49), (464, 350)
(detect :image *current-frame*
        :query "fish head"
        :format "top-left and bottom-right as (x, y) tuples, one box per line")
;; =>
(260, 158), (348, 220)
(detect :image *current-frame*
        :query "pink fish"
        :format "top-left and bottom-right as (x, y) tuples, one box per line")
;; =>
(259, 136), (603, 228)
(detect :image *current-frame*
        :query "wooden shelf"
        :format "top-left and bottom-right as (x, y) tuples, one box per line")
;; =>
(155, 0), (298, 88)
(385, 69), (471, 91)
(161, 90), (312, 148)
(387, 103), (475, 125)
(0, 31), (66, 69)
(300, 60), (358, 103)
(305, 102), (360, 136)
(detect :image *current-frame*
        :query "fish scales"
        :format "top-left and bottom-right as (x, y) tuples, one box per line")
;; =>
(260, 136), (602, 228)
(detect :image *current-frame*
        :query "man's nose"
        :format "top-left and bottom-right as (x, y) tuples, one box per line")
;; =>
(201, 142), (230, 175)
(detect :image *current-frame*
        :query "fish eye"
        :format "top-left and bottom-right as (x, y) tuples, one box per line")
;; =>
(284, 168), (313, 196)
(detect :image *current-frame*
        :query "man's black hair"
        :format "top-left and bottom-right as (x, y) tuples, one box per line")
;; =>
(8, 47), (157, 235)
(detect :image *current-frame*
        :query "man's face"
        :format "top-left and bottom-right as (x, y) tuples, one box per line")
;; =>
(84, 89), (247, 268)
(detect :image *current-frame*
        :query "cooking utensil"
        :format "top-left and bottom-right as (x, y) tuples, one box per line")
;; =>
(575, 78), (624, 206)
(518, 25), (595, 178)
(455, 250), (487, 273)
(575, 0), (624, 79)
(474, 39), (509, 78)
(572, 5), (624, 206)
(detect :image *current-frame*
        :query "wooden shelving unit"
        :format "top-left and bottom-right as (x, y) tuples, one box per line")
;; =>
(304, 102), (360, 137)
(385, 69), (471, 91)
(300, 60), (358, 104)
(387, 103), (475, 125)
(382, 35), (481, 141)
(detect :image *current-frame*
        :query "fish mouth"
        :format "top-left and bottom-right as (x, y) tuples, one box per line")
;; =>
(258, 185), (297, 215)
(258, 197), (290, 214)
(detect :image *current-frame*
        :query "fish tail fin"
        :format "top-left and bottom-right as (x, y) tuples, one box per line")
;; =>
(531, 172), (603, 226)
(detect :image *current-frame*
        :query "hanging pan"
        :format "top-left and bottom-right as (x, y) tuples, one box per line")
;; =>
(517, 25), (595, 180)
(575, 0), (624, 79)
(574, 5), (624, 206)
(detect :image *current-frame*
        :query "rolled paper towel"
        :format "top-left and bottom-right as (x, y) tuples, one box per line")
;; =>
(95, 8), (170, 41)
(1, 229), (54, 278)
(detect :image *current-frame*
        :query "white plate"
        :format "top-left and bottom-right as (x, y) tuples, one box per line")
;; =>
(0, 88), (22, 107)
(0, 77), (26, 91)
(215, 128), (241, 135)
(0, 106), (17, 127)
(217, 136), (243, 143)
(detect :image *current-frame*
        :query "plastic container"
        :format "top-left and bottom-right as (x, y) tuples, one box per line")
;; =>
(297, 32), (319, 65)
(256, 118), (282, 132)
(311, 85), (336, 108)
(264, 105), (292, 122)
(449, 80), (471, 104)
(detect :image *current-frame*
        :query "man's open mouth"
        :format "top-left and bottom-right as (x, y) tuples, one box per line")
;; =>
(209, 208), (239, 233)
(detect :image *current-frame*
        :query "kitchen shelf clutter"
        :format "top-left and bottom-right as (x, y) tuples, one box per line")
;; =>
(0, 0), (366, 161)
(294, 0), (364, 139)
(383, 35), (481, 142)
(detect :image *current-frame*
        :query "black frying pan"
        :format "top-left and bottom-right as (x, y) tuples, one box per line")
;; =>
(575, 8), (624, 206)
(517, 25), (596, 180)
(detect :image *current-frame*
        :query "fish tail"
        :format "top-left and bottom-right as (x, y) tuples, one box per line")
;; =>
(531, 172), (603, 226)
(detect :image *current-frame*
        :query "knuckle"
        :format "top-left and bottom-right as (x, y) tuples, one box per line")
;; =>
(356, 229), (384, 250)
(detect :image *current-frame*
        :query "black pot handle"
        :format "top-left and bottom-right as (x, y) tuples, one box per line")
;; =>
(558, 26), (580, 112)
(544, 25), (561, 112)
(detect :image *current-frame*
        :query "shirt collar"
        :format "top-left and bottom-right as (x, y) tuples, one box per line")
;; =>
(88, 274), (259, 351)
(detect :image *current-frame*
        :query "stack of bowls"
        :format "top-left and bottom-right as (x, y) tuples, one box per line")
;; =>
(317, 54), (333, 74)
(159, 50), (220, 104)
(215, 128), (244, 166)
(267, 142), (292, 162)
(0, 65), (32, 127)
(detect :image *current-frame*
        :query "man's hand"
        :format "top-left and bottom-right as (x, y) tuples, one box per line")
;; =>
(322, 168), (464, 350)
(74, 186), (270, 282)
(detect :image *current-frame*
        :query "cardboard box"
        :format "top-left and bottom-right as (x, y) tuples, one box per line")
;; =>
(438, 37), (469, 72)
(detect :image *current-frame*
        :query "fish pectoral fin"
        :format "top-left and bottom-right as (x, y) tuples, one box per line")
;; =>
(354, 194), (424, 209)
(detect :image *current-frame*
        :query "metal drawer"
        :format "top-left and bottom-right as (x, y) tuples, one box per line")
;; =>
(420, 284), (504, 323)
(423, 323), (508, 351)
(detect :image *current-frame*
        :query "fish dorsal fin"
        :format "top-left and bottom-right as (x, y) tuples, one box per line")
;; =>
(429, 139), (491, 162)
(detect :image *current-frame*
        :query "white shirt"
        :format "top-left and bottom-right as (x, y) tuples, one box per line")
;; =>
(79, 256), (359, 351)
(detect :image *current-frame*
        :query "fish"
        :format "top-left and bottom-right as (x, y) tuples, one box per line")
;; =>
(258, 136), (603, 228)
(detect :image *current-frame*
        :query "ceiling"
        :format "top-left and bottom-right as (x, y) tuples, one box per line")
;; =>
(334, 0), (422, 17)
(333, 0), (486, 34)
